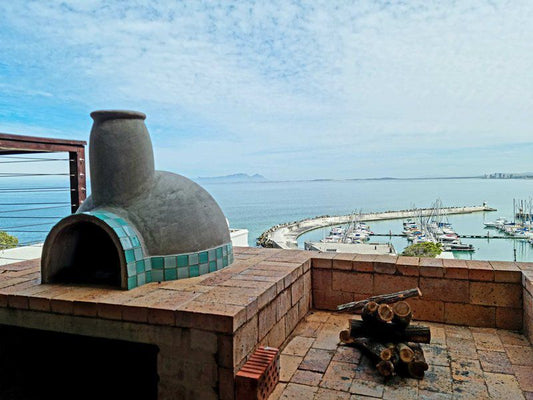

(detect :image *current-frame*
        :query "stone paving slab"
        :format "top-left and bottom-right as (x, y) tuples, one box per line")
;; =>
(270, 310), (533, 400)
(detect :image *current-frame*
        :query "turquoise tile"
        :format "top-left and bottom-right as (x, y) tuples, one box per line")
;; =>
(113, 227), (128, 238)
(189, 265), (199, 277)
(223, 256), (228, 267)
(123, 225), (137, 236)
(199, 251), (208, 264)
(116, 218), (129, 226)
(216, 258), (223, 270)
(125, 249), (135, 263)
(222, 246), (228, 256)
(216, 247), (223, 258)
(145, 270), (152, 283)
(93, 212), (110, 220)
(199, 263), (208, 275)
(152, 257), (164, 269)
(134, 247), (143, 260)
(127, 276), (137, 289)
(164, 256), (177, 268)
(209, 261), (217, 272)
(130, 236), (140, 247)
(177, 267), (189, 279)
(189, 253), (198, 265)
(127, 262), (136, 276)
(144, 258), (152, 270)
(136, 259), (145, 274)
(164, 268), (177, 280)
(137, 272), (146, 286)
(177, 255), (188, 267)
(208, 249), (216, 261)
(107, 219), (121, 228)
(151, 269), (163, 282)
(120, 237), (133, 250)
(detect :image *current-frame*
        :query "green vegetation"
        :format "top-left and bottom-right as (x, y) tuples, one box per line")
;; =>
(401, 242), (442, 258)
(0, 231), (18, 250)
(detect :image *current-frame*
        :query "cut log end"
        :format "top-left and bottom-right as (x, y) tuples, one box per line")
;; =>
(376, 360), (395, 377)
(339, 330), (354, 344)
(377, 304), (394, 322)
(397, 343), (415, 363)
(393, 301), (411, 317)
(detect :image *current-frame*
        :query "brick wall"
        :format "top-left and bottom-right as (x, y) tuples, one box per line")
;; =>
(311, 253), (528, 331)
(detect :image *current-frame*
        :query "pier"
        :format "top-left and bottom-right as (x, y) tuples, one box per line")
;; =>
(258, 205), (496, 249)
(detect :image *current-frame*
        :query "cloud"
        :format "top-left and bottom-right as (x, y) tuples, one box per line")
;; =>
(1, 0), (532, 179)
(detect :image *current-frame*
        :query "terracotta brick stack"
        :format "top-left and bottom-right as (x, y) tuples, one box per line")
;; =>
(235, 346), (280, 400)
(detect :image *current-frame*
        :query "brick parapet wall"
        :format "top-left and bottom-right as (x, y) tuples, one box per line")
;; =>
(311, 253), (532, 334)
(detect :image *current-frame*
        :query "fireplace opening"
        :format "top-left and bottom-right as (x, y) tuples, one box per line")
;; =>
(46, 220), (122, 287)
(0, 325), (159, 399)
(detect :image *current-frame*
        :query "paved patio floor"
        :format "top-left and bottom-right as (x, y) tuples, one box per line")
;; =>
(269, 311), (533, 400)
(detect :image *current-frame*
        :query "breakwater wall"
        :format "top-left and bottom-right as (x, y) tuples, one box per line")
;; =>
(257, 205), (496, 249)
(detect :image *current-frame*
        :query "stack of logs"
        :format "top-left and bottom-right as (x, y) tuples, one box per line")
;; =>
(338, 288), (431, 379)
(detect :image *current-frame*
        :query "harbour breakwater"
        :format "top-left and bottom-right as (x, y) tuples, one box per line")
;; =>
(257, 205), (496, 249)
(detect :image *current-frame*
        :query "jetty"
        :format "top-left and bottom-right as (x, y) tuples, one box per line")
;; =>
(258, 205), (496, 249)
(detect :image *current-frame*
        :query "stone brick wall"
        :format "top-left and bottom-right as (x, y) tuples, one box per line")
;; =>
(311, 253), (529, 331)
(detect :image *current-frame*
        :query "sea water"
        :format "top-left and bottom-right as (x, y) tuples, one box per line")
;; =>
(2, 178), (532, 262)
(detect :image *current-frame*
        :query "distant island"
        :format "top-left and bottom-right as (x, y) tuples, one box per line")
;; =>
(195, 173), (268, 183)
(484, 172), (533, 179)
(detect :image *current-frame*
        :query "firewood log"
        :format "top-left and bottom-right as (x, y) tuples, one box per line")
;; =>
(407, 343), (428, 379)
(349, 320), (431, 343)
(361, 301), (379, 323)
(376, 360), (395, 377)
(396, 343), (415, 363)
(337, 288), (422, 312)
(377, 304), (394, 323)
(392, 301), (413, 327)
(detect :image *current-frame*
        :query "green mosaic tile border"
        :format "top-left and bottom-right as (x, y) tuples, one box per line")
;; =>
(84, 209), (234, 289)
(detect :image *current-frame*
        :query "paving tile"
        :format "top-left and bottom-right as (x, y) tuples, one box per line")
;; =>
(484, 372), (525, 400)
(332, 345), (362, 364)
(418, 365), (453, 394)
(451, 359), (484, 383)
(280, 383), (319, 399)
(313, 388), (351, 400)
(446, 325), (474, 340)
(513, 365), (533, 392)
(421, 344), (451, 367)
(447, 337), (478, 360)
(478, 350), (513, 374)
(280, 354), (303, 382)
(291, 369), (323, 387)
(268, 382), (287, 400)
(320, 361), (356, 392)
(452, 380), (490, 399)
(292, 320), (322, 338)
(300, 348), (335, 373)
(525, 392), (533, 400)
(472, 331), (504, 351)
(282, 336), (315, 357)
(505, 345), (533, 366)
(382, 384), (418, 400)
(349, 378), (384, 398)
(418, 389), (452, 399)
(498, 330), (531, 346)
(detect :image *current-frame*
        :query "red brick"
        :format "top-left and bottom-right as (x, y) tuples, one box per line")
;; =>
(490, 261), (522, 283)
(444, 303), (495, 327)
(470, 282), (522, 308)
(311, 269), (331, 292)
(352, 254), (375, 272)
(443, 259), (469, 280)
(332, 253), (356, 270)
(396, 256), (420, 276)
(496, 307), (523, 330)
(467, 260), (494, 282)
(373, 255), (398, 275)
(331, 271), (372, 294)
(373, 274), (418, 295)
(420, 258), (444, 278)
(408, 298), (445, 322)
(420, 277), (469, 303)
(312, 289), (353, 311)
(311, 254), (335, 269)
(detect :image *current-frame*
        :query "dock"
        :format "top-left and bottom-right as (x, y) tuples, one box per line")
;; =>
(258, 204), (496, 249)
(371, 233), (517, 239)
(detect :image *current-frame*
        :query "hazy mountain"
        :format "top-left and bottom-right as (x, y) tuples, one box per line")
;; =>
(196, 173), (268, 183)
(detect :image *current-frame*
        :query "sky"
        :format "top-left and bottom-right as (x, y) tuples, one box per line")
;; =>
(1, 0), (533, 180)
